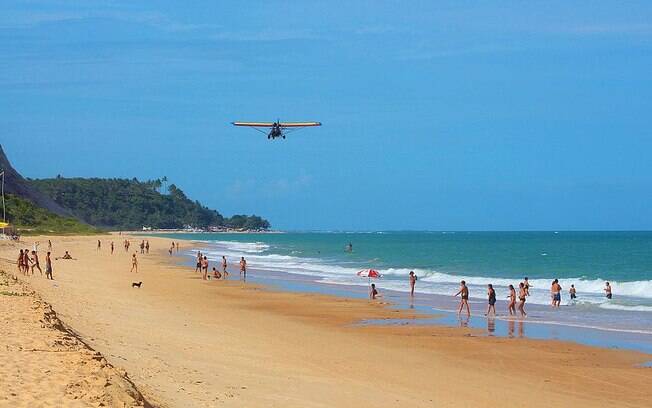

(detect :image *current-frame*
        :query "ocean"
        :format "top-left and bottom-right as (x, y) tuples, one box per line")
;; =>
(156, 231), (652, 341)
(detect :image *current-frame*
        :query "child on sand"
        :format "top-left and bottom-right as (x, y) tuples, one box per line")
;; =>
(454, 280), (471, 317)
(212, 267), (222, 279)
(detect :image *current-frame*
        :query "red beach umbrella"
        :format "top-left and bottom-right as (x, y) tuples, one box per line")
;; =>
(357, 269), (381, 278)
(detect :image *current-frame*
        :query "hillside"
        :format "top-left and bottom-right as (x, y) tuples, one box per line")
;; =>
(1, 144), (270, 233)
(30, 178), (270, 231)
(5, 193), (102, 234)
(0, 145), (72, 217)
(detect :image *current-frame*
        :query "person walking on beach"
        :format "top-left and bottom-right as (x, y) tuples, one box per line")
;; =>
(454, 280), (471, 317)
(45, 252), (53, 280)
(518, 282), (527, 317)
(569, 284), (577, 302)
(507, 284), (516, 316)
(145, 240), (150, 254)
(97, 240), (101, 251)
(110, 241), (114, 254)
(523, 277), (531, 297)
(176, 242), (179, 252)
(47, 239), (52, 251)
(604, 282), (612, 299)
(486, 284), (496, 316)
(17, 249), (24, 275)
(140, 240), (145, 254)
(195, 252), (202, 273)
(370, 283), (380, 299)
(239, 257), (247, 280)
(169, 243), (174, 255)
(222, 256), (228, 279)
(409, 271), (417, 297)
(131, 253), (138, 273)
(30, 250), (42, 275)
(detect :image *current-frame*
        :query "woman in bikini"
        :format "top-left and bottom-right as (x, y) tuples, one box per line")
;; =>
(507, 284), (516, 316)
(518, 282), (527, 317)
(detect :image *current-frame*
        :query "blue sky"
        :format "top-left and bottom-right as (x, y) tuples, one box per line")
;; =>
(1, 1), (651, 230)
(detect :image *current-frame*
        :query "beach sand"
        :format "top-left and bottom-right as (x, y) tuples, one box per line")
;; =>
(0, 269), (150, 407)
(1, 234), (651, 407)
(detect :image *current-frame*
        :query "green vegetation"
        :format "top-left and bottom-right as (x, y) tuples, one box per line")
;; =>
(5, 194), (102, 234)
(30, 177), (270, 230)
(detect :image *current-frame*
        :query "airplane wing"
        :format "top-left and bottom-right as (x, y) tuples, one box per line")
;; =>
(232, 122), (276, 127)
(279, 122), (321, 128)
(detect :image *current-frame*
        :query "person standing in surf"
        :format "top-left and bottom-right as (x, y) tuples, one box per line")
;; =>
(240, 257), (247, 280)
(454, 280), (471, 317)
(486, 284), (496, 316)
(409, 271), (417, 297)
(518, 282), (527, 317)
(569, 284), (577, 302)
(604, 282), (612, 299)
(507, 284), (516, 316)
(222, 256), (229, 279)
(523, 277), (532, 297)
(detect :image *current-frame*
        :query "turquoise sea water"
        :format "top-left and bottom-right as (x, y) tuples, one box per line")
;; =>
(154, 231), (652, 337)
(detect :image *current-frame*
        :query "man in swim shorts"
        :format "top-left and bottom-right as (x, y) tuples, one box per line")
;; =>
(604, 282), (612, 299)
(454, 280), (471, 317)
(45, 252), (53, 280)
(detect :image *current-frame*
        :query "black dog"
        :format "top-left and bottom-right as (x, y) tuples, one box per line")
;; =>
(132, 281), (142, 288)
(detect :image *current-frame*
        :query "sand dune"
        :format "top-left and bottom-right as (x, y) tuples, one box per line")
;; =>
(1, 234), (651, 407)
(0, 268), (150, 407)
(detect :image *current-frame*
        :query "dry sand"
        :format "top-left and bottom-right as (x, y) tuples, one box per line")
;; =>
(0, 269), (150, 407)
(1, 234), (651, 408)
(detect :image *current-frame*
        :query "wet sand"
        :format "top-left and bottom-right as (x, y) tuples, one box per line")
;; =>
(1, 234), (651, 407)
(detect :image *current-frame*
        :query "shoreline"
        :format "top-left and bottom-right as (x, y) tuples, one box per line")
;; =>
(2, 234), (651, 407)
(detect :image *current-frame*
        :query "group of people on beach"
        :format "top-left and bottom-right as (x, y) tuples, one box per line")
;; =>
(193, 250), (247, 281)
(370, 271), (616, 319)
(451, 277), (614, 318)
(15, 240), (58, 280)
(168, 241), (180, 255)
